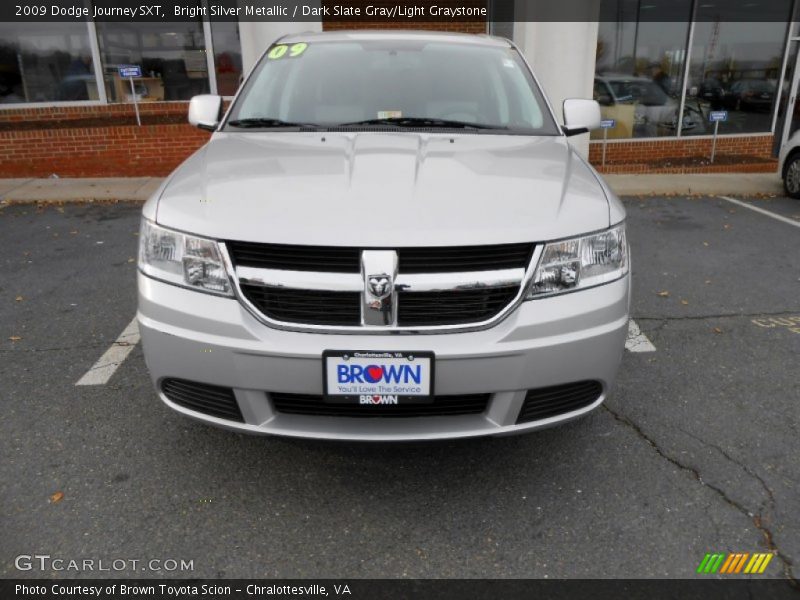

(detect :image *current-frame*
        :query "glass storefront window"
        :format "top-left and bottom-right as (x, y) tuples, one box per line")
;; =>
(94, 21), (209, 103)
(594, 0), (693, 139)
(775, 40), (800, 154)
(684, 1), (792, 136)
(210, 20), (242, 97)
(0, 22), (95, 104)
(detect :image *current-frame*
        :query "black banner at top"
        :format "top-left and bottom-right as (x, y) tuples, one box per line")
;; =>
(1, 0), (797, 23)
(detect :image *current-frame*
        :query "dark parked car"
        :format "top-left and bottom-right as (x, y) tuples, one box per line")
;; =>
(723, 80), (775, 112)
(698, 78), (725, 110)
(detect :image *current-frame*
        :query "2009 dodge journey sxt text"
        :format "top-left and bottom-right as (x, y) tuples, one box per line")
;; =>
(137, 31), (630, 440)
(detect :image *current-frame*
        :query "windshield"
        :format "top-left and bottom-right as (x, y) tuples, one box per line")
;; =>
(225, 39), (559, 135)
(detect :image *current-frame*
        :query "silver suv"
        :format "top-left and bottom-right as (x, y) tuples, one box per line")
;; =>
(137, 31), (630, 440)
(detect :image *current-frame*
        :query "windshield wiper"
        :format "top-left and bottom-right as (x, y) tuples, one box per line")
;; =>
(226, 118), (319, 129)
(336, 117), (504, 130)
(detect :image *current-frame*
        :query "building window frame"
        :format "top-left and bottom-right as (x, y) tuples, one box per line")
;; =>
(86, 18), (107, 104)
(0, 14), (241, 108)
(771, 0), (800, 136)
(680, 5), (793, 139)
(593, 0), (795, 142)
(202, 12), (218, 96)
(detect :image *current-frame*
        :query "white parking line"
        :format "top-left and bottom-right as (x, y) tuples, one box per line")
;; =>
(626, 320), (656, 353)
(76, 317), (140, 386)
(719, 195), (800, 229)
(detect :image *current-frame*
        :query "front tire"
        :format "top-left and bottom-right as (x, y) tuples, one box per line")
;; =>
(784, 154), (800, 199)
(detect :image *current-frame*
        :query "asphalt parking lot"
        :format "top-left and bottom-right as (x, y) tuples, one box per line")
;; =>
(1, 194), (798, 582)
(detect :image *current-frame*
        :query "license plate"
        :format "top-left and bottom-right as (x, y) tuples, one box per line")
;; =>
(323, 350), (434, 404)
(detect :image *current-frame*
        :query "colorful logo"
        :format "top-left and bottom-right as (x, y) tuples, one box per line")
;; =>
(337, 364), (421, 385)
(359, 394), (398, 405)
(697, 552), (774, 574)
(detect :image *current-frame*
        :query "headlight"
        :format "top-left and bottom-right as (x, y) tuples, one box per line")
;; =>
(527, 223), (628, 298)
(138, 219), (233, 296)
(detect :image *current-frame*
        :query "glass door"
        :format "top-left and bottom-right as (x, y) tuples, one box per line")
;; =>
(776, 40), (800, 155)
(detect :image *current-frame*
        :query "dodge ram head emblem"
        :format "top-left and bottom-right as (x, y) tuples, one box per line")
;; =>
(367, 274), (392, 299)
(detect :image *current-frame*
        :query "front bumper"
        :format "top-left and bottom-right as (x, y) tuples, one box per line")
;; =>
(138, 272), (630, 441)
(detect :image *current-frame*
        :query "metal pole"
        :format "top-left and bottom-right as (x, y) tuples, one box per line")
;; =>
(129, 77), (141, 126)
(602, 126), (608, 168)
(676, 0), (698, 138)
(632, 0), (641, 74)
(771, 5), (796, 136)
(201, 0), (218, 95)
(710, 120), (719, 162)
(86, 17), (107, 104)
(780, 45), (800, 151)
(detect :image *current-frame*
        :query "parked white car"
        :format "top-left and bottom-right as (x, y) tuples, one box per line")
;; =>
(594, 74), (705, 137)
(780, 130), (800, 198)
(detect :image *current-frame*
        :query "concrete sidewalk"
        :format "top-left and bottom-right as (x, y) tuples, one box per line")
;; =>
(0, 177), (163, 204)
(0, 172), (784, 204)
(605, 172), (783, 197)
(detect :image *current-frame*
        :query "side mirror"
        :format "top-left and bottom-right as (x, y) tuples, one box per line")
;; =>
(562, 99), (601, 137)
(188, 94), (223, 131)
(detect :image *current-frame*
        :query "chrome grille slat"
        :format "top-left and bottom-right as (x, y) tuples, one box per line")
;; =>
(237, 266), (363, 292)
(239, 285), (361, 326)
(398, 287), (519, 327)
(235, 266), (525, 293)
(399, 242), (534, 273)
(227, 241), (360, 272)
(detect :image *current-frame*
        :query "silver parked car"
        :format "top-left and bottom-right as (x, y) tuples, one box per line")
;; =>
(138, 31), (630, 440)
(594, 75), (706, 137)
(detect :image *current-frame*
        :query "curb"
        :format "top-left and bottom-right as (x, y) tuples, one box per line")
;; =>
(0, 173), (786, 205)
(602, 173), (783, 198)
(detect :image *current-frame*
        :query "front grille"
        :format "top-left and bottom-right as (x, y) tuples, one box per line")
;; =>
(240, 285), (361, 326)
(516, 381), (603, 424)
(161, 378), (244, 422)
(399, 243), (534, 273)
(227, 241), (534, 274)
(228, 241), (535, 330)
(227, 241), (360, 273)
(397, 286), (519, 326)
(271, 393), (490, 417)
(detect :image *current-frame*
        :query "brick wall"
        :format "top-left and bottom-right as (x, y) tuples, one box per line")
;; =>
(0, 104), (780, 178)
(589, 135), (778, 174)
(0, 103), (210, 178)
(0, 102), (188, 126)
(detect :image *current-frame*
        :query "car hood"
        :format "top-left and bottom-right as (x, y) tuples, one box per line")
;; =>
(155, 132), (611, 246)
